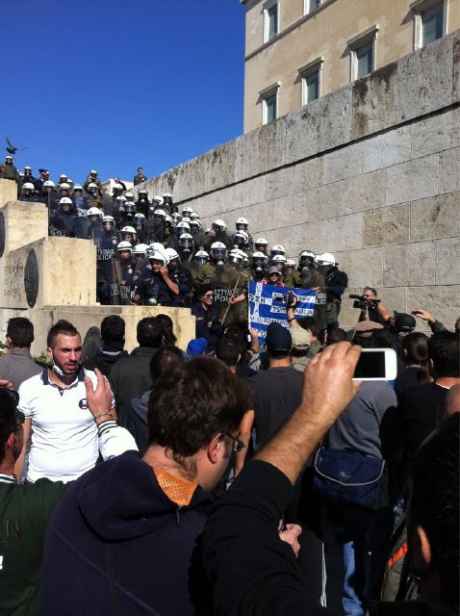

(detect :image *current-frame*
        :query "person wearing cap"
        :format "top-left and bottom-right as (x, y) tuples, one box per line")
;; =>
(134, 249), (179, 306)
(49, 197), (79, 237)
(315, 252), (348, 332)
(164, 248), (193, 307)
(20, 181), (39, 203)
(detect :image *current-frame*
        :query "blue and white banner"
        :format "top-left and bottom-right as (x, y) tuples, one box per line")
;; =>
(248, 281), (317, 342)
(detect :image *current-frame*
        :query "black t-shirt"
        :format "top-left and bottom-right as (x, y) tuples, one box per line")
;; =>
(398, 382), (449, 461)
(249, 366), (303, 450)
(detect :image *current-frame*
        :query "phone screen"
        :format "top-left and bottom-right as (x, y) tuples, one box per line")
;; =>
(354, 351), (386, 379)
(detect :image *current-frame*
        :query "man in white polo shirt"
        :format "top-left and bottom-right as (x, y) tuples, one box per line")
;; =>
(17, 319), (123, 483)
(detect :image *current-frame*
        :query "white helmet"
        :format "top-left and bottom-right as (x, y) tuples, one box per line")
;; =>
(213, 219), (227, 230)
(87, 182), (98, 190)
(165, 214), (173, 224)
(234, 230), (249, 242)
(194, 249), (209, 260)
(117, 241), (133, 253)
(5, 155), (13, 161)
(43, 180), (55, 188)
(182, 206), (193, 216)
(87, 207), (102, 217)
(154, 208), (166, 218)
(255, 237), (268, 246)
(148, 249), (167, 264)
(271, 244), (286, 255)
(179, 232), (193, 241)
(133, 243), (148, 255)
(73, 184), (83, 191)
(22, 182), (35, 191)
(211, 241), (226, 250)
(116, 195), (127, 202)
(252, 251), (268, 260)
(315, 252), (336, 267)
(59, 174), (68, 180)
(149, 242), (166, 253)
(300, 250), (315, 259)
(59, 197), (73, 205)
(24, 165), (32, 171)
(165, 247), (180, 263)
(125, 192), (134, 200)
(190, 212), (200, 220)
(162, 192), (172, 199)
(272, 254), (287, 264)
(90, 169), (98, 176)
(121, 225), (136, 234)
(177, 220), (191, 231)
(103, 215), (115, 224)
(181, 217), (192, 225)
(59, 182), (71, 191)
(153, 195), (164, 204)
(236, 216), (249, 228)
(134, 212), (146, 220)
(286, 258), (297, 267)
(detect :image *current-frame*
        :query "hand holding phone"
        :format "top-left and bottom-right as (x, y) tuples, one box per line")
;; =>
(353, 348), (397, 381)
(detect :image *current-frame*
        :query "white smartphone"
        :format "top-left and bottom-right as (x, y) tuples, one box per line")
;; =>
(353, 348), (398, 381)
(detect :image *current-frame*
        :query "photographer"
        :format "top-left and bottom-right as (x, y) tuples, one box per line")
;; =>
(354, 287), (391, 325)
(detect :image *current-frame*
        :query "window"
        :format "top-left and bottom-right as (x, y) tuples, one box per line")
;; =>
(422, 4), (444, 45)
(412, 0), (447, 49)
(347, 26), (379, 82)
(264, 1), (279, 43)
(305, 0), (321, 14)
(263, 92), (277, 124)
(299, 58), (323, 106)
(356, 43), (374, 79)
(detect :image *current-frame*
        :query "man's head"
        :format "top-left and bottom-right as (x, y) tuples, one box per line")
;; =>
(198, 285), (214, 307)
(6, 317), (34, 349)
(216, 336), (242, 372)
(266, 322), (292, 360)
(411, 414), (459, 611)
(147, 358), (249, 490)
(362, 286), (378, 301)
(429, 332), (460, 379)
(0, 390), (24, 467)
(46, 320), (81, 378)
(137, 317), (163, 348)
(100, 315), (125, 350)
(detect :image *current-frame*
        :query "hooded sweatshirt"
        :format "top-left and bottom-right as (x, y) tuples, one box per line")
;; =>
(40, 451), (213, 616)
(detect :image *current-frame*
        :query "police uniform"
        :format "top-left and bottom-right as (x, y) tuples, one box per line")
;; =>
(95, 232), (118, 304)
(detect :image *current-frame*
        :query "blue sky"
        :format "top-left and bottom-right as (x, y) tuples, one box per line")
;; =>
(1, 0), (245, 184)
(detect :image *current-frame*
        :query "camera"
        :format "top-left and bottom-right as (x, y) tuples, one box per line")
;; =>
(349, 294), (381, 311)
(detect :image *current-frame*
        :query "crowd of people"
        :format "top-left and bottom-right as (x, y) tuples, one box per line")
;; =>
(0, 156), (348, 324)
(0, 155), (458, 616)
(0, 299), (457, 616)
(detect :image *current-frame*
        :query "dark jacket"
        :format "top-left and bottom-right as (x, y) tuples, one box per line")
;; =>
(84, 348), (129, 377)
(130, 389), (150, 451)
(0, 477), (66, 616)
(109, 346), (158, 432)
(202, 460), (333, 616)
(41, 451), (213, 616)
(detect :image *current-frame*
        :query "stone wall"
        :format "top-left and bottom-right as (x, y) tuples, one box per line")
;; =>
(138, 32), (460, 328)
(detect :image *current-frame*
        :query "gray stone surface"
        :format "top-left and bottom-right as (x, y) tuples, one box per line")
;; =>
(363, 204), (410, 247)
(406, 285), (460, 330)
(435, 237), (460, 285)
(136, 32), (460, 327)
(411, 192), (460, 241)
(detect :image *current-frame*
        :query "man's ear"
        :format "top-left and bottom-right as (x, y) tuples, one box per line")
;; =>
(47, 346), (53, 361)
(206, 434), (224, 464)
(6, 432), (16, 451)
(5, 336), (12, 349)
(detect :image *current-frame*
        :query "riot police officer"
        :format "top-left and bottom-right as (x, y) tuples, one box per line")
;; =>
(164, 248), (193, 307)
(254, 237), (269, 256)
(315, 252), (348, 331)
(112, 241), (136, 305)
(134, 249), (179, 306)
(135, 189), (150, 217)
(94, 216), (118, 304)
(50, 197), (79, 237)
(251, 251), (268, 281)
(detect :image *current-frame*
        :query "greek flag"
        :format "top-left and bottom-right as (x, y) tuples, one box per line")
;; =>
(248, 281), (317, 342)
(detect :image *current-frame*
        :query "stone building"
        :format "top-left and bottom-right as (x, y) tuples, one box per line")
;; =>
(242, 0), (460, 132)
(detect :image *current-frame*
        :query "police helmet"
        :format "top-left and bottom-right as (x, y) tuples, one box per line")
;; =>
(153, 195), (164, 204)
(117, 241), (133, 253)
(87, 182), (98, 191)
(236, 216), (249, 231)
(59, 183), (71, 191)
(272, 254), (287, 264)
(121, 225), (136, 234)
(24, 165), (32, 172)
(22, 182), (35, 192)
(90, 169), (98, 176)
(116, 195), (127, 202)
(165, 214), (173, 225)
(234, 230), (248, 246)
(59, 174), (68, 181)
(177, 220), (191, 231)
(147, 249), (167, 264)
(299, 250), (316, 269)
(271, 245), (286, 257)
(315, 252), (336, 267)
(193, 249), (210, 265)
(133, 243), (148, 256)
(5, 155), (13, 162)
(125, 192), (134, 201)
(112, 183), (124, 193)
(134, 212), (146, 220)
(182, 206), (193, 217)
(87, 207), (102, 217)
(210, 241), (227, 263)
(137, 189), (148, 198)
(229, 249), (244, 264)
(73, 184), (83, 192)
(285, 258), (297, 268)
(59, 197), (73, 206)
(212, 219), (227, 232)
(178, 232), (193, 250)
(103, 215), (115, 225)
(165, 247), (180, 264)
(153, 208), (166, 218)
(190, 212), (200, 221)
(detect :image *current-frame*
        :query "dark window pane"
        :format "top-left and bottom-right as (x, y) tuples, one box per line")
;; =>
(268, 5), (278, 39)
(357, 43), (373, 78)
(305, 71), (319, 102)
(422, 6), (444, 46)
(265, 94), (277, 123)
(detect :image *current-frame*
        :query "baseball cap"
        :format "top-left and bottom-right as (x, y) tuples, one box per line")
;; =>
(186, 338), (208, 358)
(266, 322), (292, 355)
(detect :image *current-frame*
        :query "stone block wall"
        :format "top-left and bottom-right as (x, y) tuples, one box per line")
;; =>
(139, 32), (460, 328)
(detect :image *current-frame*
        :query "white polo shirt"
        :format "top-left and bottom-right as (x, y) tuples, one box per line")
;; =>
(19, 368), (100, 483)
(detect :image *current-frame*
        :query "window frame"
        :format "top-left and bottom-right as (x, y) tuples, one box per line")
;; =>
(298, 57), (324, 107)
(259, 82), (280, 125)
(304, 0), (322, 15)
(263, 0), (280, 43)
(411, 0), (448, 50)
(347, 25), (379, 82)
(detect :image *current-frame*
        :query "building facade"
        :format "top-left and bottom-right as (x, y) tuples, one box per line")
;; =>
(242, 0), (460, 132)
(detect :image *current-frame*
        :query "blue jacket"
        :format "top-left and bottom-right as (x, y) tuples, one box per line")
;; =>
(41, 451), (213, 615)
